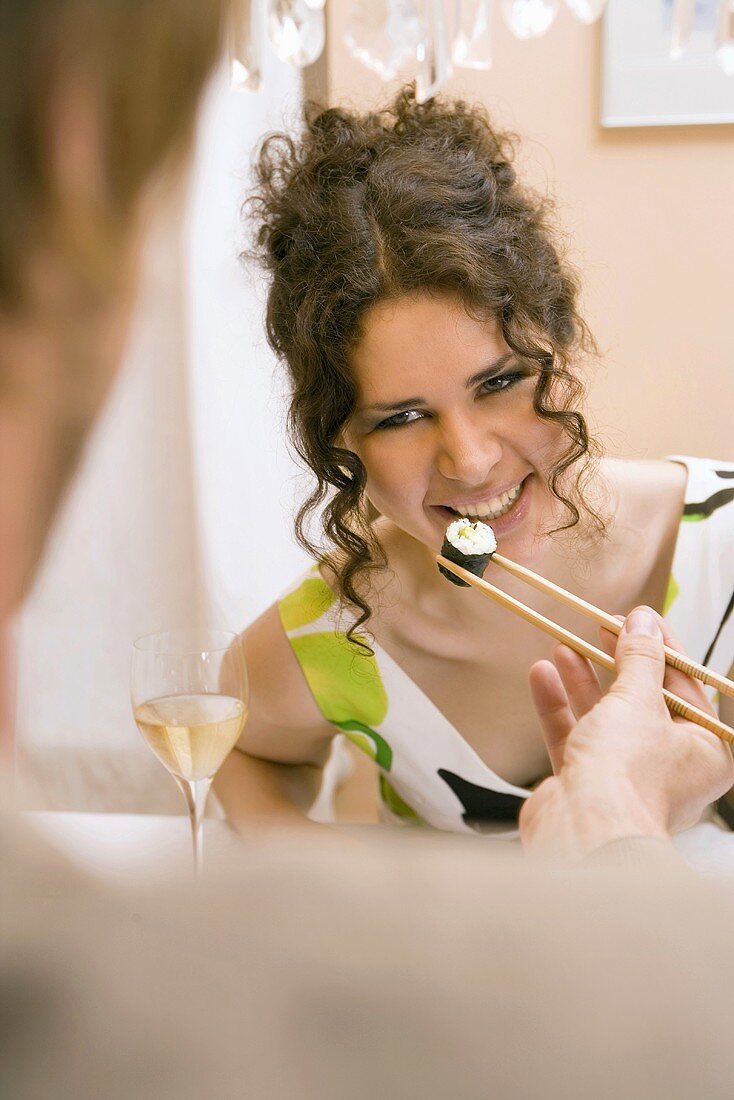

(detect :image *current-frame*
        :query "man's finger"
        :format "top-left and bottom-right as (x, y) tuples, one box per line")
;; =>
(529, 660), (575, 775)
(519, 776), (559, 847)
(600, 611), (715, 717)
(608, 605), (666, 707)
(598, 616), (624, 660)
(656, 623), (716, 717)
(553, 644), (602, 720)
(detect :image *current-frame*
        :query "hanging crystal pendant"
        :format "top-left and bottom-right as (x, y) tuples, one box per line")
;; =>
(416, 0), (452, 102)
(501, 0), (559, 40)
(669, 0), (695, 60)
(267, 0), (325, 67)
(453, 0), (493, 70)
(229, 0), (263, 92)
(344, 1), (423, 81)
(564, 0), (607, 24)
(716, 0), (734, 75)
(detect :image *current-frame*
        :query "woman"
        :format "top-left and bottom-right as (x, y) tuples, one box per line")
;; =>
(215, 88), (734, 834)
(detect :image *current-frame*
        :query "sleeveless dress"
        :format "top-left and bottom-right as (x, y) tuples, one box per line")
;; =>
(275, 457), (734, 837)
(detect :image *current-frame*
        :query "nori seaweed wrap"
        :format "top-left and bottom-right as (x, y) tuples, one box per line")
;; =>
(438, 519), (497, 587)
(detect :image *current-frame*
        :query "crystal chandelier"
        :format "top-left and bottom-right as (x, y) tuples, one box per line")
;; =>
(230, 0), (733, 98)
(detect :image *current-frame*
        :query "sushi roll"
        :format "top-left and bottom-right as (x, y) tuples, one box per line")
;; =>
(439, 519), (497, 587)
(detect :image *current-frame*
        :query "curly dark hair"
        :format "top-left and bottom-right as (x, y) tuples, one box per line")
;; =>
(247, 86), (602, 647)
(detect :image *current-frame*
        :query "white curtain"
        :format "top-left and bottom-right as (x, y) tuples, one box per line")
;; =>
(14, 55), (307, 813)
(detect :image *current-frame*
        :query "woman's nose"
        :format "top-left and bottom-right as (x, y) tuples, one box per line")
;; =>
(434, 414), (503, 486)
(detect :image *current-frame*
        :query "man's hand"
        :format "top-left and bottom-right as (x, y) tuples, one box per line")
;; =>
(519, 606), (734, 861)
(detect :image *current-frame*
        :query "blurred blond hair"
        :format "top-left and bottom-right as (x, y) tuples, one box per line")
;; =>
(0, 0), (227, 322)
(0, 0), (228, 615)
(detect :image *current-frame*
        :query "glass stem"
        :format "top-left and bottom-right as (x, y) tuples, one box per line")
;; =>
(178, 777), (212, 876)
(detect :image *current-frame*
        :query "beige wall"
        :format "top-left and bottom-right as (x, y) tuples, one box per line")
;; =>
(324, 6), (734, 461)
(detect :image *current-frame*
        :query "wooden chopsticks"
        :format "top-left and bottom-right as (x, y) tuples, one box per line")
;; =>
(435, 554), (734, 746)
(490, 551), (734, 701)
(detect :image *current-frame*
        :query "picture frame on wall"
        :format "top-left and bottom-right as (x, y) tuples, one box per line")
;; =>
(602, 0), (734, 127)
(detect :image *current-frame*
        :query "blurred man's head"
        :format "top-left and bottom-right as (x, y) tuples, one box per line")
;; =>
(0, 0), (226, 618)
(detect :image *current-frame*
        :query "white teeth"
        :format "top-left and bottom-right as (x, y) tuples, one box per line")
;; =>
(450, 481), (522, 520)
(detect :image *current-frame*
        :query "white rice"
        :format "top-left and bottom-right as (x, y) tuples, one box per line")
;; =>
(445, 518), (497, 556)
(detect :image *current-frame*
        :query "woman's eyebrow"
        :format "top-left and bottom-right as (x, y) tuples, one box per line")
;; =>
(465, 353), (515, 388)
(359, 353), (516, 414)
(361, 395), (424, 414)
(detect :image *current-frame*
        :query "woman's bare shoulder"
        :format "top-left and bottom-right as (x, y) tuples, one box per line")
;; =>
(238, 601), (334, 762)
(598, 458), (688, 593)
(601, 457), (687, 525)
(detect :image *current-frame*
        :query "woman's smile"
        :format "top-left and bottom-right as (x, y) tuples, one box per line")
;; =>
(442, 477), (524, 519)
(429, 473), (534, 541)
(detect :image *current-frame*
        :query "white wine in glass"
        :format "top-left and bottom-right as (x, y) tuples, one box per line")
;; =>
(131, 629), (248, 874)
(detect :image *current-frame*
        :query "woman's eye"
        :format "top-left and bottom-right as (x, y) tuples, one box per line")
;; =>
(480, 371), (524, 395)
(374, 409), (426, 430)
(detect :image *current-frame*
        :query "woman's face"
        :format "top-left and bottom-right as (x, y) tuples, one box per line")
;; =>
(345, 293), (567, 561)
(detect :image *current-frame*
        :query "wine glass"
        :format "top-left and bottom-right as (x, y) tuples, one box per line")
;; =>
(131, 629), (248, 875)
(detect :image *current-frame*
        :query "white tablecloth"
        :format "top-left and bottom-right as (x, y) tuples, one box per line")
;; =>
(28, 811), (246, 884)
(25, 812), (734, 883)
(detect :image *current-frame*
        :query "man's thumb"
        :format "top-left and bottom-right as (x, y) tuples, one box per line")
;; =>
(610, 606), (665, 703)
